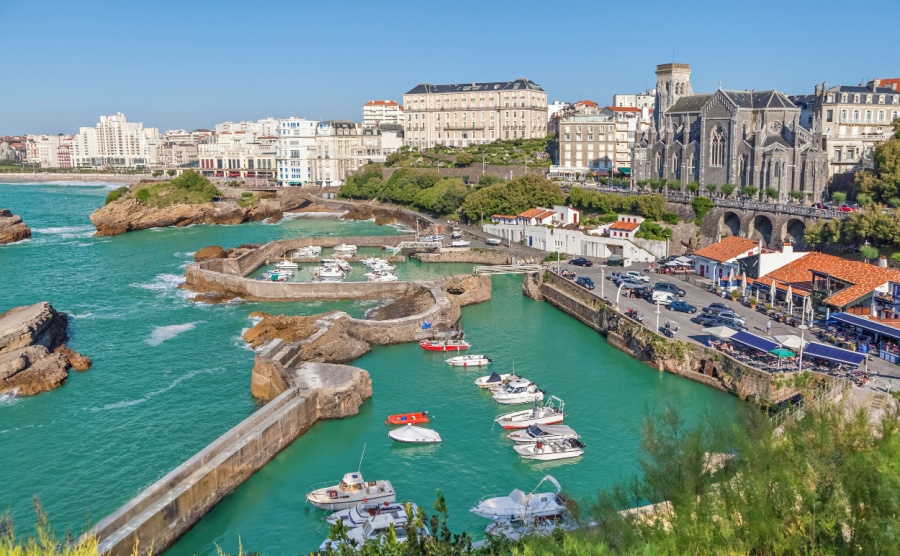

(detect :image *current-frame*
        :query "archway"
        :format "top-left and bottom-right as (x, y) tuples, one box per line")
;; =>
(783, 218), (807, 247)
(719, 211), (741, 237)
(749, 215), (773, 246)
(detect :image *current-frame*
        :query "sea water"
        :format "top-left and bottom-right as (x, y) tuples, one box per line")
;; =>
(0, 182), (737, 554)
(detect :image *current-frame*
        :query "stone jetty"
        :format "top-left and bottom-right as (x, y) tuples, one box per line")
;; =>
(0, 209), (31, 244)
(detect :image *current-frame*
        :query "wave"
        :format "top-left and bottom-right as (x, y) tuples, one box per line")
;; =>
(283, 211), (347, 219)
(70, 312), (94, 319)
(0, 391), (20, 405)
(173, 251), (196, 258)
(130, 273), (185, 292)
(88, 367), (219, 412)
(33, 225), (96, 239)
(145, 322), (200, 346)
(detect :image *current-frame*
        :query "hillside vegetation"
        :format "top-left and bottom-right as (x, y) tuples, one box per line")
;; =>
(105, 170), (223, 208)
(385, 137), (553, 169)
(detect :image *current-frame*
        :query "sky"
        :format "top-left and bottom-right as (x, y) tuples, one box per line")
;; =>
(1, 0), (898, 135)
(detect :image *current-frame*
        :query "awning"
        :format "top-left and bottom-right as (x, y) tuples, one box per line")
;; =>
(288, 181), (301, 185)
(730, 331), (780, 353)
(802, 342), (865, 366)
(618, 167), (631, 174)
(831, 313), (900, 340)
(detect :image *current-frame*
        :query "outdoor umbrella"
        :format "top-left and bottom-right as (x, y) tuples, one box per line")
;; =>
(773, 334), (807, 349)
(703, 326), (738, 339)
(741, 272), (747, 298)
(786, 285), (793, 316)
(728, 268), (735, 290)
(769, 347), (795, 369)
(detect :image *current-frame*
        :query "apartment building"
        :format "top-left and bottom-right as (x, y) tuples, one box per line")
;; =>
(313, 121), (368, 186)
(26, 134), (72, 168)
(402, 78), (548, 149)
(612, 89), (656, 110)
(600, 106), (653, 173)
(362, 100), (403, 129)
(71, 113), (160, 168)
(198, 132), (276, 180)
(552, 114), (616, 178)
(275, 118), (318, 186)
(214, 118), (280, 137)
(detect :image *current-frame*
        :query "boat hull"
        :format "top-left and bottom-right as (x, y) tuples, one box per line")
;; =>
(385, 412), (429, 425)
(419, 340), (469, 352)
(307, 489), (395, 511)
(493, 392), (544, 405)
(514, 448), (583, 461)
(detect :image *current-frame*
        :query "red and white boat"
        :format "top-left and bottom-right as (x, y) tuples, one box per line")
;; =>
(419, 339), (470, 351)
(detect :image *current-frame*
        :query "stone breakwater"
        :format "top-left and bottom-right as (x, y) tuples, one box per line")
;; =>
(0, 209), (31, 244)
(525, 271), (805, 405)
(91, 362), (372, 556)
(0, 302), (91, 396)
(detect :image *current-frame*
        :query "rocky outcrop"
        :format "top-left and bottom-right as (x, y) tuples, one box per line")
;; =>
(443, 274), (492, 309)
(194, 245), (228, 262)
(0, 302), (92, 396)
(0, 209), (31, 244)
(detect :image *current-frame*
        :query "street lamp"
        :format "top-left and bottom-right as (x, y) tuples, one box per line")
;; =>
(797, 324), (808, 373)
(656, 297), (662, 334)
(599, 267), (605, 299)
(616, 282), (625, 311)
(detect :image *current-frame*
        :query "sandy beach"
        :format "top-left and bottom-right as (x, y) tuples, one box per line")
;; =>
(0, 172), (144, 184)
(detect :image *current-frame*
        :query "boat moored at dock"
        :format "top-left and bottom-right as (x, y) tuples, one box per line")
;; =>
(306, 472), (396, 511)
(445, 354), (492, 367)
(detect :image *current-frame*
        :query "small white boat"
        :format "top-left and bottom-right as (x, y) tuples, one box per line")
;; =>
(258, 272), (287, 282)
(451, 229), (463, 239)
(495, 396), (565, 429)
(449, 240), (470, 248)
(474, 372), (519, 389)
(325, 501), (417, 527)
(294, 246), (322, 258)
(361, 256), (382, 267)
(514, 438), (585, 461)
(470, 475), (566, 520)
(334, 258), (352, 272)
(313, 266), (345, 282)
(492, 379), (544, 405)
(366, 272), (399, 282)
(319, 511), (428, 552)
(445, 354), (492, 367)
(508, 424), (579, 445)
(369, 262), (395, 273)
(307, 472), (395, 511)
(420, 235), (443, 242)
(333, 243), (358, 254)
(485, 238), (502, 246)
(388, 424), (442, 444)
(275, 259), (300, 270)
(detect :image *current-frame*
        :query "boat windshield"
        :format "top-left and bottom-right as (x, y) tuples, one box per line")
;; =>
(526, 425), (542, 437)
(339, 480), (362, 491)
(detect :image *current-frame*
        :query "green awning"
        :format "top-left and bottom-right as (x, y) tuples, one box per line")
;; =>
(288, 182), (301, 185)
(618, 168), (631, 175)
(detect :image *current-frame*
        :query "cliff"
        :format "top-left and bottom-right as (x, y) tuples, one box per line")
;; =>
(0, 302), (92, 396)
(0, 209), (31, 244)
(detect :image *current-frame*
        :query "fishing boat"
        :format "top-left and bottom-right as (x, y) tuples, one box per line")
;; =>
(495, 396), (565, 429)
(474, 372), (519, 389)
(388, 424), (442, 444)
(449, 240), (470, 248)
(319, 511), (428, 552)
(333, 243), (358, 255)
(385, 411), (429, 425)
(492, 379), (544, 405)
(306, 471), (396, 511)
(507, 424), (580, 445)
(325, 501), (418, 527)
(419, 339), (470, 351)
(514, 438), (585, 461)
(470, 475), (566, 520)
(445, 354), (492, 367)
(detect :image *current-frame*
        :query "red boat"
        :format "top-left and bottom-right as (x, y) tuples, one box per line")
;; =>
(419, 339), (470, 351)
(385, 411), (430, 425)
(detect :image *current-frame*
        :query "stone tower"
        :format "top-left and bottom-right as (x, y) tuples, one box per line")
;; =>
(654, 63), (693, 131)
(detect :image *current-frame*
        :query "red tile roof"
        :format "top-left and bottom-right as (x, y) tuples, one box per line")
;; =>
(692, 236), (759, 263)
(878, 78), (900, 90)
(746, 276), (811, 297)
(492, 214), (516, 220)
(365, 100), (400, 106)
(518, 208), (548, 219)
(575, 100), (598, 107)
(609, 221), (640, 231)
(606, 106), (641, 112)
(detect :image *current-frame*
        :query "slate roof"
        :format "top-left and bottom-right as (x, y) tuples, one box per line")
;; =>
(668, 90), (799, 115)
(825, 85), (899, 95)
(692, 236), (759, 263)
(668, 94), (713, 113)
(763, 135), (791, 148)
(406, 79), (544, 95)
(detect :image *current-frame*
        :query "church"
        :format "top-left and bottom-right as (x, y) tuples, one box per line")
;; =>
(632, 63), (828, 202)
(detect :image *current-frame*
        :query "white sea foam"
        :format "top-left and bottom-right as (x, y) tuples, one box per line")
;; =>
(89, 368), (219, 411)
(0, 391), (20, 405)
(173, 251), (196, 258)
(130, 273), (185, 291)
(284, 211), (346, 219)
(145, 322), (199, 346)
(33, 225), (96, 239)
(70, 312), (95, 319)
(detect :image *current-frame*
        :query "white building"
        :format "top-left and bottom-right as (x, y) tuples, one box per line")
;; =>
(26, 134), (71, 168)
(547, 101), (569, 121)
(551, 114), (616, 178)
(71, 113), (160, 168)
(199, 133), (276, 180)
(612, 89), (656, 110)
(313, 121), (368, 186)
(214, 118), (280, 137)
(690, 236), (761, 282)
(362, 101), (403, 129)
(276, 118), (318, 186)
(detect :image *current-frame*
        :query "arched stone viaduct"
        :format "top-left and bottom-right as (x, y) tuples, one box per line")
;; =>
(670, 203), (820, 249)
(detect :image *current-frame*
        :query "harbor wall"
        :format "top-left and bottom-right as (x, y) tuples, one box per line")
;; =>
(91, 362), (372, 556)
(531, 271), (800, 405)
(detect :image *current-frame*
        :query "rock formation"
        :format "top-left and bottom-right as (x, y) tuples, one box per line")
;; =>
(0, 209), (31, 244)
(0, 302), (92, 396)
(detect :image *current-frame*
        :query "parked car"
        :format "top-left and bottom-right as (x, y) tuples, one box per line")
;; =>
(692, 313), (723, 326)
(633, 286), (654, 299)
(575, 276), (595, 290)
(703, 303), (732, 315)
(668, 300), (697, 314)
(839, 204), (857, 212)
(715, 315), (748, 331)
(651, 291), (676, 305)
(621, 278), (644, 289)
(813, 202), (828, 210)
(569, 257), (593, 267)
(607, 271), (623, 281)
(716, 311), (746, 325)
(626, 270), (650, 283)
(607, 254), (625, 267)
(653, 282), (686, 297)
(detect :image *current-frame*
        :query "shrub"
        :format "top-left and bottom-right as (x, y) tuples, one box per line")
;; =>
(686, 182), (700, 194)
(789, 190), (804, 201)
(833, 191), (847, 204)
(660, 212), (680, 224)
(690, 197), (714, 225)
(166, 169), (177, 177)
(857, 193), (873, 206)
(721, 183), (736, 197)
(135, 188), (151, 204)
(743, 186), (759, 198)
(706, 183), (718, 195)
(105, 186), (129, 205)
(892, 252), (900, 267)
(860, 245), (879, 262)
(765, 187), (779, 200)
(636, 220), (673, 240)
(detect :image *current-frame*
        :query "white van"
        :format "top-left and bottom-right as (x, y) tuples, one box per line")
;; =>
(651, 291), (676, 305)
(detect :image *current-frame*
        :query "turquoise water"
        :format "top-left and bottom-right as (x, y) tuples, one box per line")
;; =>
(0, 182), (738, 555)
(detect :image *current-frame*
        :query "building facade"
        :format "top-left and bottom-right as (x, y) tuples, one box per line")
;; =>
(613, 89), (656, 110)
(26, 134), (71, 168)
(403, 79), (548, 149)
(71, 113), (160, 168)
(198, 133), (276, 180)
(362, 100), (403, 129)
(601, 106), (652, 172)
(553, 114), (616, 178)
(633, 63), (829, 202)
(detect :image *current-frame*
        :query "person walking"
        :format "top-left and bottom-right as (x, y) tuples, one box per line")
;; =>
(766, 320), (772, 335)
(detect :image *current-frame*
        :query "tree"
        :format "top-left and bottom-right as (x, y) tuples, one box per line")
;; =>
(460, 174), (564, 221)
(705, 183), (718, 196)
(789, 190), (804, 202)
(743, 186), (758, 198)
(857, 193), (873, 206)
(166, 169), (176, 177)
(721, 183), (736, 197)
(764, 187), (778, 200)
(455, 152), (474, 167)
(860, 244), (879, 262)
(833, 191), (847, 204)
(891, 252), (900, 267)
(666, 179), (681, 191)
(686, 182), (700, 195)
(636, 180), (648, 191)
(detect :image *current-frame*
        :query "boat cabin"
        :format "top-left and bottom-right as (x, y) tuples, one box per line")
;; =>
(502, 379), (532, 394)
(339, 472), (365, 492)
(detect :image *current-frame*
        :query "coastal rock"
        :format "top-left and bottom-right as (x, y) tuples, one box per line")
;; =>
(0, 209), (32, 245)
(0, 302), (91, 396)
(194, 245), (228, 262)
(443, 274), (492, 308)
(244, 311), (371, 368)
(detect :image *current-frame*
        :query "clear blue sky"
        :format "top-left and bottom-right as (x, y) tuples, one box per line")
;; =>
(2, 0), (898, 135)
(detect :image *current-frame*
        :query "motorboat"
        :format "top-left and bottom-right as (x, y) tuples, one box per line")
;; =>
(275, 259), (300, 270)
(507, 424), (579, 445)
(361, 256), (384, 267)
(388, 424), (442, 444)
(492, 379), (544, 405)
(294, 245), (322, 258)
(420, 235), (443, 242)
(495, 396), (565, 429)
(333, 243), (358, 255)
(257, 272), (288, 282)
(366, 272), (399, 282)
(474, 372), (519, 389)
(485, 515), (575, 541)
(419, 339), (470, 351)
(514, 438), (585, 461)
(449, 240), (470, 248)
(385, 411), (429, 425)
(445, 354), (492, 367)
(369, 262), (396, 272)
(451, 229), (463, 239)
(333, 258), (352, 272)
(485, 238), (503, 246)
(470, 475), (566, 520)
(306, 472), (396, 511)
(325, 501), (418, 527)
(313, 266), (345, 282)
(319, 511), (428, 552)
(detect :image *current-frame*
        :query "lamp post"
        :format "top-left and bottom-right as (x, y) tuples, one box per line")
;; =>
(616, 282), (625, 311)
(798, 324), (808, 373)
(600, 267), (605, 299)
(656, 297), (662, 334)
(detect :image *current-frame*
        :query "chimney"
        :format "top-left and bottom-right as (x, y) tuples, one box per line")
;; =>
(782, 241), (793, 254)
(878, 255), (888, 268)
(814, 84), (820, 96)
(871, 79), (881, 91)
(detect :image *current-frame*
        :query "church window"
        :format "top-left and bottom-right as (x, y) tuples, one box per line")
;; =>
(655, 152), (663, 176)
(671, 153), (680, 173)
(710, 124), (725, 167)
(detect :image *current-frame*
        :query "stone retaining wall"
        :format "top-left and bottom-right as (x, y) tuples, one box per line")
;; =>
(411, 249), (513, 265)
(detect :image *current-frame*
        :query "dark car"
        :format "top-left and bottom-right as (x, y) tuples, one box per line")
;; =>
(575, 276), (595, 290)
(654, 282), (686, 297)
(607, 271), (623, 281)
(692, 313), (722, 326)
(703, 303), (732, 315)
(716, 310), (746, 325)
(715, 316), (748, 331)
(570, 257), (593, 267)
(668, 300), (697, 314)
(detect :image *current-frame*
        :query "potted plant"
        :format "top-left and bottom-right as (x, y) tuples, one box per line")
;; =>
(749, 298), (758, 310)
(730, 290), (740, 302)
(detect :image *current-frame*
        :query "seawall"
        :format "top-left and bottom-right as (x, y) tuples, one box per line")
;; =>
(91, 362), (372, 556)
